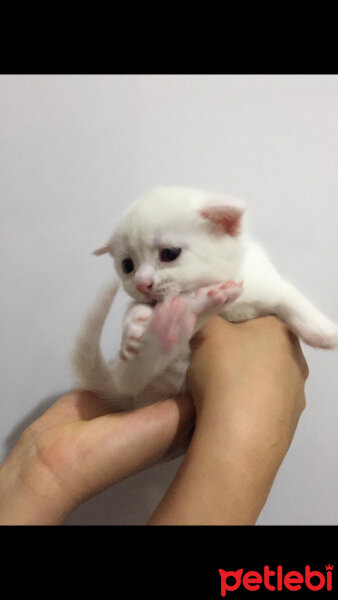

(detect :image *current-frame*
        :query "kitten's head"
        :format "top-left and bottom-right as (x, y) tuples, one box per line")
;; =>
(94, 187), (246, 304)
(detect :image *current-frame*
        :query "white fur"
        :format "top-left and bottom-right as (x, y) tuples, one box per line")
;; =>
(72, 186), (338, 410)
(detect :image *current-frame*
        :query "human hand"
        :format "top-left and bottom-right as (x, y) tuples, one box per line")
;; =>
(0, 390), (195, 525)
(149, 315), (308, 524)
(189, 315), (308, 453)
(0, 315), (308, 526)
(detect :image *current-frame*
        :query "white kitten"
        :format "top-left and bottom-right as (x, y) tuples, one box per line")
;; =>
(72, 186), (338, 410)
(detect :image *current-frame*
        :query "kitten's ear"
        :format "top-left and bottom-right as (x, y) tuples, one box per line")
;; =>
(92, 244), (113, 256)
(199, 195), (246, 236)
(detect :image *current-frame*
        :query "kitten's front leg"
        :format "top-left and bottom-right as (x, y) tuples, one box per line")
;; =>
(119, 303), (154, 361)
(113, 296), (197, 397)
(189, 280), (243, 331)
(114, 283), (242, 398)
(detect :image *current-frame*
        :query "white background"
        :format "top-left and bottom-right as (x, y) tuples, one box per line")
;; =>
(0, 74), (337, 524)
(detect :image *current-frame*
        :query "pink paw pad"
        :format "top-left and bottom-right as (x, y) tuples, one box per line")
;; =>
(220, 280), (237, 290)
(207, 289), (218, 297)
(191, 280), (243, 316)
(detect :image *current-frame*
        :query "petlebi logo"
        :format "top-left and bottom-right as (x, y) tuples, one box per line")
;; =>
(218, 564), (334, 595)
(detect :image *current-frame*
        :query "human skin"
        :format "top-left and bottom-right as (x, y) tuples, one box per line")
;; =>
(148, 315), (308, 524)
(0, 391), (195, 525)
(0, 316), (308, 525)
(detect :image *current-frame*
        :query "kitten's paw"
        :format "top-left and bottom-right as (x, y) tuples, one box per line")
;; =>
(190, 280), (243, 317)
(120, 304), (153, 360)
(149, 295), (197, 354)
(300, 322), (338, 349)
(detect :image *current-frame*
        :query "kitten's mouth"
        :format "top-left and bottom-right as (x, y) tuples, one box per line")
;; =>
(144, 290), (187, 305)
(141, 283), (186, 305)
(143, 292), (166, 306)
(140, 292), (160, 306)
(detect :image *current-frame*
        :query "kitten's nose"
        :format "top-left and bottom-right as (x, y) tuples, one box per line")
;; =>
(136, 279), (153, 294)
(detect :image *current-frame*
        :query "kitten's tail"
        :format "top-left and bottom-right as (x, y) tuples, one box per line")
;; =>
(72, 282), (121, 400)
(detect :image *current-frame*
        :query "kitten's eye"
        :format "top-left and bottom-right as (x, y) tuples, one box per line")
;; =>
(121, 258), (134, 274)
(160, 247), (182, 262)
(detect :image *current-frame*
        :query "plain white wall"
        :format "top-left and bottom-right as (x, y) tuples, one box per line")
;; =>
(0, 74), (337, 524)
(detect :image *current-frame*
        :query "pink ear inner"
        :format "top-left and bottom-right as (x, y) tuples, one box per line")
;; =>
(199, 205), (243, 236)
